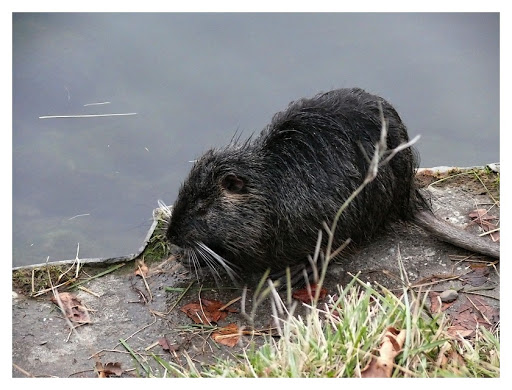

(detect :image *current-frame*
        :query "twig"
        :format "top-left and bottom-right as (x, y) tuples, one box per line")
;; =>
(84, 102), (111, 106)
(39, 113), (137, 119)
(472, 170), (499, 206)
(137, 263), (153, 302)
(219, 296), (242, 311)
(68, 263), (126, 289)
(479, 227), (500, 237)
(77, 285), (101, 298)
(68, 213), (90, 220)
(12, 363), (34, 378)
(466, 296), (493, 326)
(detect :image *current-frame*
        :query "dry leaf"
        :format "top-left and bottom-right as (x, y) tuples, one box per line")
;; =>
(461, 266), (489, 287)
(447, 324), (474, 338)
(51, 292), (91, 324)
(180, 298), (236, 324)
(468, 209), (500, 242)
(158, 337), (179, 353)
(429, 291), (457, 313)
(468, 209), (497, 221)
(211, 323), (240, 347)
(292, 284), (328, 303)
(134, 259), (149, 278)
(447, 297), (499, 338)
(361, 327), (406, 378)
(96, 361), (123, 378)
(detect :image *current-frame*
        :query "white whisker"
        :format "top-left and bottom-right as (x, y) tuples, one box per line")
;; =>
(196, 245), (223, 281)
(196, 242), (240, 282)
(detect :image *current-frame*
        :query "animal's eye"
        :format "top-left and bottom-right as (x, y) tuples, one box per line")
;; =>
(221, 173), (246, 194)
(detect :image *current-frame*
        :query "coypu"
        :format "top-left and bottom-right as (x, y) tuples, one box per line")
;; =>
(166, 88), (499, 281)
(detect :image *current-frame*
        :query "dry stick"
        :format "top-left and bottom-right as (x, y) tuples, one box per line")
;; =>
(396, 245), (412, 363)
(68, 213), (90, 220)
(78, 285), (101, 298)
(137, 263), (153, 302)
(31, 268), (35, 295)
(408, 275), (462, 290)
(219, 296), (242, 312)
(68, 263), (126, 289)
(427, 171), (472, 189)
(12, 363), (35, 378)
(61, 243), (81, 281)
(39, 113), (137, 119)
(32, 279), (74, 297)
(84, 102), (111, 106)
(464, 290), (500, 301)
(465, 295), (493, 326)
(472, 170), (499, 206)
(479, 227), (500, 237)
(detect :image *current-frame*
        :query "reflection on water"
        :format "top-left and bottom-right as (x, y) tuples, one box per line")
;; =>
(12, 13), (499, 266)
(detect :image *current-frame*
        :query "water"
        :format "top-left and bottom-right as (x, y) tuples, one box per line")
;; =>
(12, 12), (499, 267)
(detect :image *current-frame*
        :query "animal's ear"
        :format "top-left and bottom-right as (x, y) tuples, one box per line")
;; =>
(221, 173), (246, 194)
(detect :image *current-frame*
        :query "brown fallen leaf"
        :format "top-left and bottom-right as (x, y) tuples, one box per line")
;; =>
(429, 291), (457, 313)
(468, 209), (497, 222)
(211, 323), (240, 347)
(180, 298), (237, 324)
(51, 292), (91, 324)
(292, 284), (328, 303)
(468, 209), (500, 242)
(134, 259), (149, 278)
(447, 323), (474, 339)
(361, 327), (406, 378)
(447, 296), (499, 338)
(95, 361), (123, 378)
(158, 337), (180, 353)
(461, 266), (489, 287)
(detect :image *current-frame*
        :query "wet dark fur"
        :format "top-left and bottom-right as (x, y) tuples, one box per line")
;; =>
(166, 88), (499, 280)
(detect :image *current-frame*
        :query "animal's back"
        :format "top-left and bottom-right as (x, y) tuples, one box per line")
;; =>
(250, 88), (418, 266)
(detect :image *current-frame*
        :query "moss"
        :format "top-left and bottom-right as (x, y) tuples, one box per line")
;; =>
(12, 265), (73, 296)
(136, 206), (173, 263)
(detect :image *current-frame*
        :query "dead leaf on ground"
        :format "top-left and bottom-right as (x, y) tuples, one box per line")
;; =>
(95, 361), (123, 378)
(436, 342), (464, 374)
(468, 209), (500, 242)
(461, 266), (489, 287)
(211, 323), (240, 347)
(292, 284), (328, 303)
(158, 337), (180, 353)
(447, 296), (499, 338)
(134, 259), (149, 278)
(361, 327), (406, 378)
(429, 291), (457, 313)
(468, 209), (497, 222)
(51, 292), (91, 324)
(180, 298), (237, 325)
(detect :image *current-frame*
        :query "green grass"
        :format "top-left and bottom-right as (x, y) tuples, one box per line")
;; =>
(148, 273), (499, 378)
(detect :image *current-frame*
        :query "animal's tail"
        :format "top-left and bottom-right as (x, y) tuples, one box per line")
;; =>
(413, 210), (499, 259)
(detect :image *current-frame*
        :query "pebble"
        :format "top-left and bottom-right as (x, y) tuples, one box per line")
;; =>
(440, 289), (458, 302)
